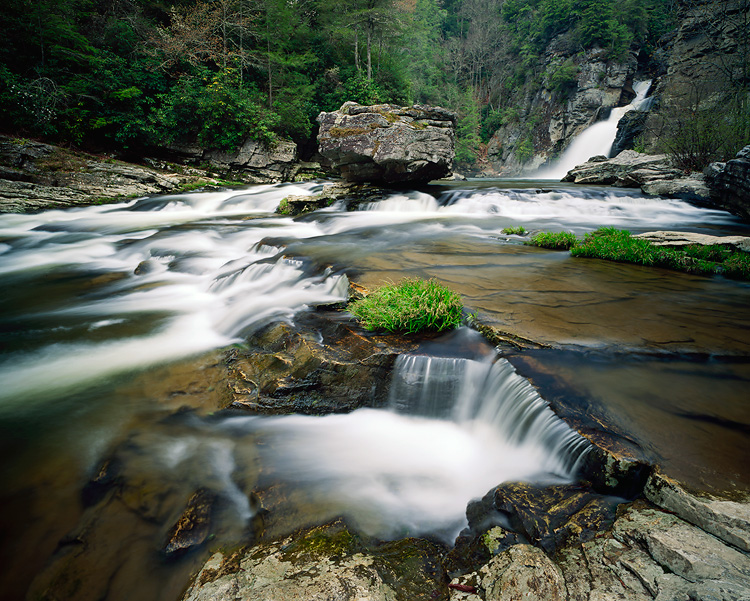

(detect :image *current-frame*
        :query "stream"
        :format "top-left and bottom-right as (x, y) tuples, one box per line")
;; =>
(1, 179), (749, 600)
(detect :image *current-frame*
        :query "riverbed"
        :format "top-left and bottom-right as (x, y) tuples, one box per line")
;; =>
(0, 179), (748, 600)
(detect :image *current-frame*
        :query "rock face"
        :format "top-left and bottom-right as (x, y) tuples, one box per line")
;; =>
(706, 145), (750, 221)
(562, 150), (712, 202)
(169, 138), (307, 183)
(0, 137), (182, 212)
(316, 102), (456, 183)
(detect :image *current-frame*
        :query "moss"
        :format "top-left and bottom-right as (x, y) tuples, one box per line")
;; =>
(327, 126), (373, 138)
(282, 521), (360, 560)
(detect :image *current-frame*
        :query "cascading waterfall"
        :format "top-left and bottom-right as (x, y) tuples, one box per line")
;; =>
(240, 343), (592, 541)
(535, 80), (654, 179)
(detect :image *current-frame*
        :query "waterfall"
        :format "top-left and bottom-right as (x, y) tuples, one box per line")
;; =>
(388, 354), (592, 478)
(535, 80), (653, 180)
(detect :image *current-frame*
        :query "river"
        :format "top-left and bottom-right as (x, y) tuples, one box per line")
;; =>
(0, 179), (748, 600)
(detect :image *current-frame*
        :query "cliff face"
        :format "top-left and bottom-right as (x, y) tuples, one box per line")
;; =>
(486, 43), (637, 176)
(484, 0), (749, 177)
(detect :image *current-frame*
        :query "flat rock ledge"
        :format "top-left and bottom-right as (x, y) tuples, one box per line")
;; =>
(562, 150), (711, 203)
(317, 101), (456, 184)
(633, 230), (750, 252)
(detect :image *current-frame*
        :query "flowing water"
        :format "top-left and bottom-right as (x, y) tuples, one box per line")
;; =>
(1, 180), (749, 600)
(535, 80), (654, 179)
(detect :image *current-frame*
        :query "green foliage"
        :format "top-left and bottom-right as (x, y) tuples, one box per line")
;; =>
(526, 231), (579, 249)
(502, 225), (528, 235)
(570, 227), (750, 279)
(456, 90), (482, 165)
(514, 137), (535, 163)
(545, 59), (579, 98)
(349, 278), (464, 334)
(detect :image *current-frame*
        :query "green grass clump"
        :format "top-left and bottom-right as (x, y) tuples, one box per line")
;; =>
(502, 225), (528, 236)
(570, 227), (750, 279)
(526, 231), (578, 250)
(349, 277), (463, 333)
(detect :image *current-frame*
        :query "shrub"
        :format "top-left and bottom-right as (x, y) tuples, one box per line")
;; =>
(526, 231), (578, 249)
(348, 278), (463, 333)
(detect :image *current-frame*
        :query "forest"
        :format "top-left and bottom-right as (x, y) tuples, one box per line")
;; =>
(0, 0), (691, 165)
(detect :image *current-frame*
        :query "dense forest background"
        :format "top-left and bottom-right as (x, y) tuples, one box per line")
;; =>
(0, 0), (722, 166)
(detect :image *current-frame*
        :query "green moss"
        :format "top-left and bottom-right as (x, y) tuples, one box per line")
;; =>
(327, 126), (374, 138)
(349, 277), (463, 334)
(526, 231), (578, 250)
(284, 523), (359, 559)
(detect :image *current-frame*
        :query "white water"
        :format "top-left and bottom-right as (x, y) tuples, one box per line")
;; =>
(215, 347), (590, 541)
(0, 180), (738, 408)
(536, 80), (654, 179)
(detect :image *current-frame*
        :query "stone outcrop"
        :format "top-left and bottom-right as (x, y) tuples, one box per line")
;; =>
(633, 230), (750, 252)
(169, 138), (311, 183)
(181, 520), (449, 601)
(562, 150), (712, 202)
(705, 145), (750, 221)
(0, 137), (183, 212)
(316, 102), (456, 183)
(611, 109), (649, 157)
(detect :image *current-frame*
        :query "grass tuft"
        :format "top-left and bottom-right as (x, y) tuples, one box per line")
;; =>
(526, 231), (578, 250)
(502, 225), (528, 236)
(570, 227), (750, 280)
(348, 277), (463, 333)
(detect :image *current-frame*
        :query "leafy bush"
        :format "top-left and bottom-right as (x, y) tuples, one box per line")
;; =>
(526, 231), (578, 249)
(348, 278), (463, 333)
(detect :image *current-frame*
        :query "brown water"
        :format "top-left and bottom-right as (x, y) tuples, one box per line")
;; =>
(1, 181), (749, 600)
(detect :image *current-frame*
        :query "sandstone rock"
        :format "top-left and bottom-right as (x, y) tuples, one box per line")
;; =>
(562, 150), (676, 184)
(640, 172), (711, 202)
(317, 102), (456, 183)
(706, 144), (750, 221)
(205, 139), (298, 183)
(480, 544), (566, 601)
(633, 230), (750, 253)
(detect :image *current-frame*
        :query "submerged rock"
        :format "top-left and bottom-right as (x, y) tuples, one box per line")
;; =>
(163, 488), (217, 557)
(317, 102), (456, 184)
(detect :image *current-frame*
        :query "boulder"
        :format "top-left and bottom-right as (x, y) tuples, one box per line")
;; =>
(705, 145), (750, 221)
(204, 139), (299, 183)
(163, 488), (217, 557)
(632, 231), (750, 253)
(611, 109), (649, 156)
(317, 102), (456, 184)
(480, 545), (566, 601)
(563, 150), (713, 203)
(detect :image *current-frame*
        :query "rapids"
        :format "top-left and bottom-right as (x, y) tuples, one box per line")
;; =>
(0, 179), (749, 601)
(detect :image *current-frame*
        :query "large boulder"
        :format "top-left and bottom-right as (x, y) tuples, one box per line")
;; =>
(316, 102), (456, 184)
(705, 145), (750, 221)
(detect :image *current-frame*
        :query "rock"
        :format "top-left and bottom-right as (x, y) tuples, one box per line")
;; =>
(492, 481), (623, 554)
(633, 230), (750, 253)
(562, 150), (677, 185)
(317, 102), (456, 184)
(204, 139), (299, 183)
(225, 310), (423, 415)
(563, 150), (713, 203)
(611, 109), (649, 156)
(480, 545), (566, 601)
(275, 182), (393, 216)
(181, 520), (449, 601)
(163, 488), (217, 557)
(706, 145), (750, 221)
(579, 430), (652, 498)
(645, 470), (750, 552)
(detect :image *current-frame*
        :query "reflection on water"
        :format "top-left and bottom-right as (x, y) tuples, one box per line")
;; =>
(0, 180), (749, 600)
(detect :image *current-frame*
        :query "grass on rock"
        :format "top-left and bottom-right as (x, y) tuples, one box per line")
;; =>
(502, 225), (528, 236)
(348, 277), (463, 333)
(526, 231), (578, 250)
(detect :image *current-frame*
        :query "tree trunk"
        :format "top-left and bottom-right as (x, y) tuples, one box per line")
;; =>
(366, 20), (372, 80)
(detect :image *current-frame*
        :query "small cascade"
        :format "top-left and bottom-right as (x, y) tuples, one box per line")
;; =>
(388, 354), (592, 478)
(536, 80), (653, 179)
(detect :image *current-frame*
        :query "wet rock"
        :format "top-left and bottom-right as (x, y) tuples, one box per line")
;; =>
(562, 150), (677, 185)
(633, 230), (750, 253)
(317, 102), (456, 184)
(203, 139), (299, 183)
(492, 481), (623, 554)
(645, 470), (750, 552)
(611, 109), (649, 156)
(275, 181), (394, 216)
(479, 544), (566, 601)
(81, 456), (123, 507)
(225, 311), (421, 415)
(181, 520), (449, 601)
(706, 145), (750, 222)
(163, 488), (216, 557)
(579, 430), (652, 498)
